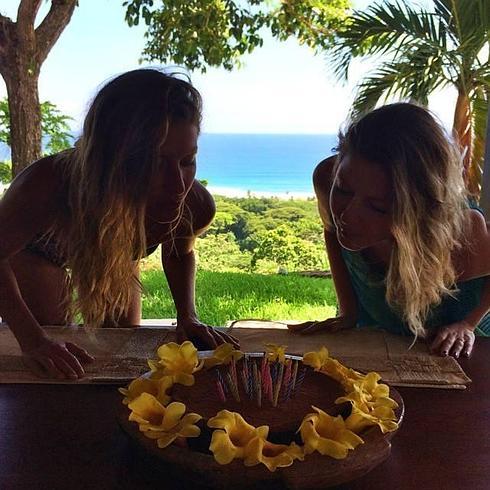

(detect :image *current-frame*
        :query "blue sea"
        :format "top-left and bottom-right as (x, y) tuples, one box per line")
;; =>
(1, 133), (338, 196)
(197, 133), (337, 197)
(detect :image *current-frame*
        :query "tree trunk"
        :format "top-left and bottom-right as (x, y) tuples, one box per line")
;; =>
(453, 89), (478, 195)
(0, 0), (77, 177)
(4, 65), (42, 176)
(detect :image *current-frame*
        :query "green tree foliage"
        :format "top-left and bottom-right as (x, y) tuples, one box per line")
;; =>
(0, 161), (11, 185)
(251, 224), (326, 272)
(195, 233), (252, 271)
(325, 0), (490, 196)
(0, 98), (73, 182)
(123, 0), (350, 72)
(197, 195), (327, 274)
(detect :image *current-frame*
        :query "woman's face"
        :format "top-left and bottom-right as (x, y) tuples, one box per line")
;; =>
(150, 121), (198, 206)
(329, 153), (393, 251)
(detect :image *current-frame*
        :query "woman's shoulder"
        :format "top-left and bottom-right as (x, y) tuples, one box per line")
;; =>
(313, 155), (337, 184)
(10, 154), (67, 194)
(312, 154), (337, 195)
(312, 155), (337, 228)
(455, 208), (490, 280)
(2, 154), (70, 213)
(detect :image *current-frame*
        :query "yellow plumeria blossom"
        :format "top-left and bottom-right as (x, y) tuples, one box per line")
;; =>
(244, 437), (304, 472)
(337, 373), (399, 434)
(302, 347), (330, 371)
(337, 372), (398, 411)
(128, 393), (202, 448)
(119, 375), (173, 406)
(299, 406), (364, 459)
(264, 343), (287, 364)
(303, 347), (364, 387)
(208, 410), (269, 465)
(148, 341), (204, 386)
(344, 404), (399, 434)
(203, 343), (244, 368)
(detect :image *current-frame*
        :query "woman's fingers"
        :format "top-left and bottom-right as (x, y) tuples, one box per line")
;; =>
(51, 354), (79, 379)
(287, 321), (315, 333)
(300, 319), (342, 335)
(65, 342), (95, 363)
(430, 327), (475, 358)
(219, 330), (240, 348)
(34, 356), (66, 379)
(449, 337), (466, 358)
(430, 331), (447, 354)
(289, 317), (353, 335)
(461, 334), (475, 358)
(22, 339), (92, 380)
(197, 326), (218, 349)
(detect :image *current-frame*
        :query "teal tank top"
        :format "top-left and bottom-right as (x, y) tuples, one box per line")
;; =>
(341, 248), (490, 337)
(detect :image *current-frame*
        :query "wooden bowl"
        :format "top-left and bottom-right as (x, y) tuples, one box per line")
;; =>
(118, 378), (404, 490)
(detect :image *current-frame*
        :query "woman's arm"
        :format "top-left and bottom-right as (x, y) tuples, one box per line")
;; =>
(289, 157), (359, 334)
(0, 160), (93, 378)
(431, 210), (490, 357)
(430, 276), (490, 358)
(161, 181), (238, 349)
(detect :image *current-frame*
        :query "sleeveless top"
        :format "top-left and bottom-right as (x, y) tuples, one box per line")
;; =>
(340, 200), (490, 337)
(341, 248), (490, 337)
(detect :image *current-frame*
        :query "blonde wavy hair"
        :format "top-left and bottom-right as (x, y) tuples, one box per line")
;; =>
(336, 103), (468, 338)
(52, 69), (202, 327)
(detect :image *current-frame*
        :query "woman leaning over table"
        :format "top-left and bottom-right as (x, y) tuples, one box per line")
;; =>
(0, 68), (237, 380)
(289, 103), (490, 358)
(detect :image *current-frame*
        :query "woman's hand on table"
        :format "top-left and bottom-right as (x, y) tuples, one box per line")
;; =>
(430, 321), (476, 358)
(287, 315), (356, 335)
(21, 336), (95, 380)
(176, 318), (239, 350)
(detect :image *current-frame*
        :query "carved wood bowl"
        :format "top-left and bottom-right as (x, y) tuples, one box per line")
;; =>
(118, 356), (404, 490)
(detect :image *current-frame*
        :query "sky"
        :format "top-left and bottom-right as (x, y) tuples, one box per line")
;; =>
(0, 0), (455, 135)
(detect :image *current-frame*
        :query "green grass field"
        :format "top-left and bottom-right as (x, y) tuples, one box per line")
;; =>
(141, 269), (337, 326)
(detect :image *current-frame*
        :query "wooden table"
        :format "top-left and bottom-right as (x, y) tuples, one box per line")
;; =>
(1, 339), (488, 490)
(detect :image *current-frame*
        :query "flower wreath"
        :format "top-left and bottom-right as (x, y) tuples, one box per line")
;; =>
(120, 341), (399, 472)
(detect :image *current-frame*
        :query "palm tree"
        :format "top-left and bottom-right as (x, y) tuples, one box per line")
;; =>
(326, 0), (490, 197)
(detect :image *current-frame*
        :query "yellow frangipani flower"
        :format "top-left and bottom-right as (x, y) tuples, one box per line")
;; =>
(344, 404), (399, 434)
(128, 393), (202, 448)
(336, 372), (399, 412)
(264, 343), (287, 364)
(302, 347), (330, 371)
(335, 372), (398, 434)
(119, 375), (173, 406)
(149, 341), (204, 386)
(208, 410), (269, 465)
(303, 347), (366, 387)
(203, 343), (244, 368)
(244, 438), (304, 472)
(337, 366), (367, 391)
(299, 406), (364, 459)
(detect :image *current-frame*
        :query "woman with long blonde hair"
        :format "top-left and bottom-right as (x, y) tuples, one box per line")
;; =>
(289, 103), (490, 357)
(0, 68), (236, 380)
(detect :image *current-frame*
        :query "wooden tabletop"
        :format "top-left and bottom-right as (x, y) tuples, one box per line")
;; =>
(1, 339), (488, 490)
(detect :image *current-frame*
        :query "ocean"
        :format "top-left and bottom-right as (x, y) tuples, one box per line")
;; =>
(197, 133), (337, 197)
(1, 133), (338, 197)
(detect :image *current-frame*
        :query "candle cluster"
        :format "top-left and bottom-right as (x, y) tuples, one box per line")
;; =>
(214, 353), (307, 407)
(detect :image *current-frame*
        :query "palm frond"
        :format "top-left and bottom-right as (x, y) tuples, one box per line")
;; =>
(350, 48), (451, 120)
(327, 1), (449, 82)
(350, 68), (399, 120)
(437, 0), (489, 55)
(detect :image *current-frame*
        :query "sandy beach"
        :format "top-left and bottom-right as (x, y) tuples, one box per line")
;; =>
(207, 185), (315, 200)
